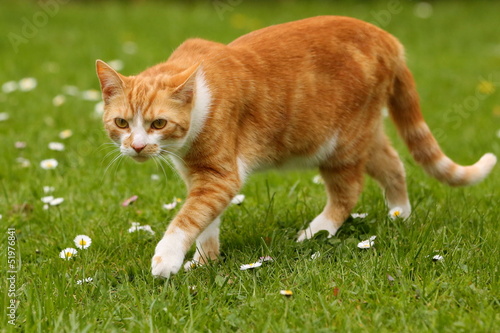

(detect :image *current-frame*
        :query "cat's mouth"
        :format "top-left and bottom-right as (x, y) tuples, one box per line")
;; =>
(131, 155), (150, 163)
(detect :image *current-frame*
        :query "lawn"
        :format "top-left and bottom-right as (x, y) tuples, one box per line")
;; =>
(1, 0), (499, 332)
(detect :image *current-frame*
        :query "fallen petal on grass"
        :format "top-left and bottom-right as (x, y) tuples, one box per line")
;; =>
(122, 195), (138, 207)
(351, 213), (368, 219)
(432, 255), (444, 262)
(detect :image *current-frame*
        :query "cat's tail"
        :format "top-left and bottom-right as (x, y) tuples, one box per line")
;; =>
(388, 62), (496, 186)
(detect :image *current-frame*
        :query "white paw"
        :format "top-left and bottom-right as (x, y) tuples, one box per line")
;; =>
(297, 212), (338, 242)
(151, 235), (186, 278)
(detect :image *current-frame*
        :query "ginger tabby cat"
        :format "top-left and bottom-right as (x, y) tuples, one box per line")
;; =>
(96, 16), (496, 278)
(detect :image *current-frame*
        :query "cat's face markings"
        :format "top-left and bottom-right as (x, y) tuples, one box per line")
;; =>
(96, 60), (205, 162)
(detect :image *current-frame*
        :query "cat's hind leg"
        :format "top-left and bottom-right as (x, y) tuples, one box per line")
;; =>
(184, 217), (221, 271)
(365, 130), (411, 217)
(297, 161), (364, 241)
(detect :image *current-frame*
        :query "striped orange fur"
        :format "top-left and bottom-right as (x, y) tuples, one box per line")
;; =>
(96, 16), (496, 278)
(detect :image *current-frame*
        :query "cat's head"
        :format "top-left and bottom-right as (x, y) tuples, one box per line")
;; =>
(96, 60), (207, 162)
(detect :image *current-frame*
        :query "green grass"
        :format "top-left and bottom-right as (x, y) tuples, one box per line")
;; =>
(1, 0), (499, 332)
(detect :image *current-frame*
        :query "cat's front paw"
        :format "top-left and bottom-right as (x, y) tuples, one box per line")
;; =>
(151, 237), (186, 278)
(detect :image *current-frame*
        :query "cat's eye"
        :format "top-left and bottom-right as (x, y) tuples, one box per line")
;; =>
(115, 118), (129, 129)
(151, 119), (167, 129)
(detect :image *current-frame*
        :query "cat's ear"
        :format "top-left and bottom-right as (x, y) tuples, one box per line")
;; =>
(96, 60), (127, 104)
(170, 63), (201, 104)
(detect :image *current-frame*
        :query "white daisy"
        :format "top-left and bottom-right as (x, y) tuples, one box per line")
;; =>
(0, 112), (9, 122)
(240, 262), (262, 270)
(357, 236), (376, 249)
(59, 247), (77, 260)
(14, 141), (27, 149)
(52, 94), (66, 107)
(231, 194), (245, 205)
(279, 290), (293, 296)
(2, 81), (18, 93)
(127, 223), (155, 235)
(18, 77), (37, 91)
(81, 89), (100, 101)
(74, 235), (92, 249)
(94, 101), (104, 117)
(108, 59), (124, 71)
(414, 2), (433, 19)
(122, 41), (138, 54)
(62, 85), (79, 96)
(76, 277), (93, 285)
(16, 157), (31, 168)
(389, 207), (403, 219)
(49, 198), (64, 206)
(41, 196), (54, 204)
(258, 256), (274, 263)
(59, 129), (73, 139)
(48, 142), (65, 151)
(312, 175), (324, 184)
(432, 255), (444, 262)
(43, 186), (55, 193)
(163, 198), (180, 210)
(310, 252), (321, 260)
(40, 159), (58, 170)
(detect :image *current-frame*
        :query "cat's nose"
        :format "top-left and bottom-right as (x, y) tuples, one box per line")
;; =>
(132, 143), (146, 153)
